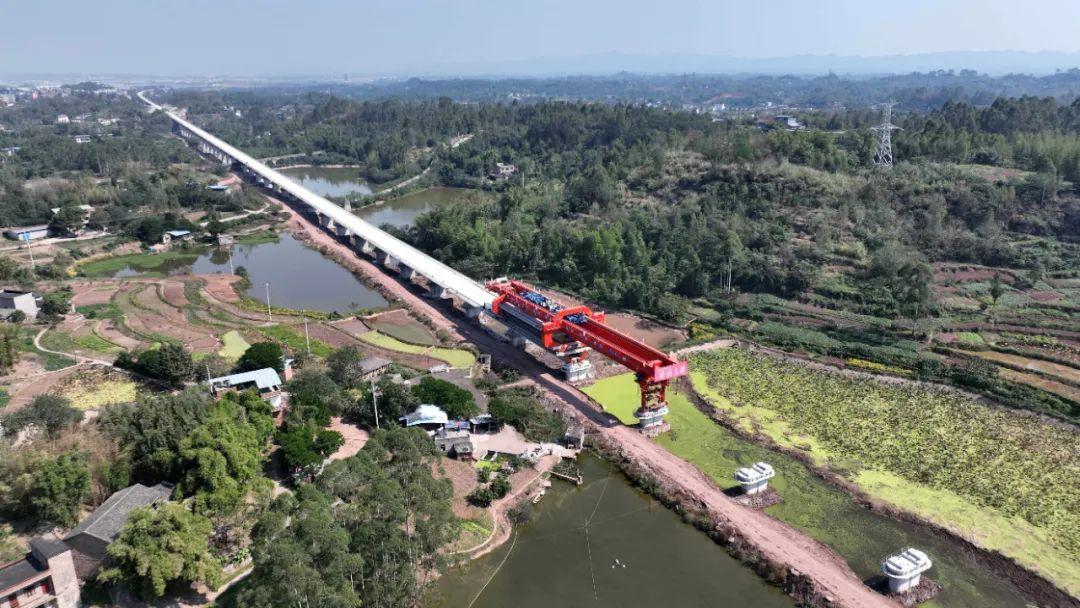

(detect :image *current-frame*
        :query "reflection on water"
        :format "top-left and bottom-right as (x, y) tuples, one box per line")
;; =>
(191, 233), (387, 312)
(427, 454), (792, 608)
(281, 166), (373, 197)
(356, 188), (473, 229)
(110, 234), (386, 313)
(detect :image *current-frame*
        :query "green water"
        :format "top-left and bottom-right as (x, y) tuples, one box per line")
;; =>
(428, 454), (793, 608)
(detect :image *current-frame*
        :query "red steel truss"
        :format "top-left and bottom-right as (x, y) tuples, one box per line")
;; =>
(486, 279), (688, 413)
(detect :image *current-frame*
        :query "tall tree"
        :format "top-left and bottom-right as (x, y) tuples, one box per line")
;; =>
(99, 503), (222, 599)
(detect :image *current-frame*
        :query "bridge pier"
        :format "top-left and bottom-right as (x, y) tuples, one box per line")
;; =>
(378, 251), (398, 269)
(427, 284), (451, 299)
(335, 224), (352, 238)
(466, 305), (485, 320)
(398, 264), (417, 281)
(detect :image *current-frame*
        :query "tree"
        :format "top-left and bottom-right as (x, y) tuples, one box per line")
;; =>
(326, 345), (371, 389)
(39, 289), (72, 321)
(488, 387), (565, 442)
(176, 399), (266, 516)
(0, 325), (19, 372)
(275, 423), (343, 479)
(348, 377), (416, 428)
(236, 341), (284, 373)
(286, 369), (347, 426)
(894, 261), (933, 334)
(30, 451), (90, 527)
(99, 388), (213, 480)
(98, 503), (222, 600)
(139, 343), (195, 388)
(6, 310), (26, 324)
(410, 376), (478, 419)
(3, 394), (83, 438)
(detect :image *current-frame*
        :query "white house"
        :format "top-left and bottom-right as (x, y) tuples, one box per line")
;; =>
(0, 290), (40, 320)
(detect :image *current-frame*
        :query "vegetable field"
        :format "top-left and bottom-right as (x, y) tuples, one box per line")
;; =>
(691, 349), (1080, 591)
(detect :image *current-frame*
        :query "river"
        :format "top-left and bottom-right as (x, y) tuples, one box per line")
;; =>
(427, 454), (793, 608)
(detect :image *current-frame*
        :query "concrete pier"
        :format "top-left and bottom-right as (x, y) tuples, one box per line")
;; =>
(882, 548), (932, 594)
(734, 462), (776, 495)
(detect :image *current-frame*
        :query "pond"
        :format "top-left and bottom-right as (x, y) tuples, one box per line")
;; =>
(356, 187), (476, 229)
(281, 166), (373, 197)
(104, 233), (387, 313)
(427, 454), (793, 608)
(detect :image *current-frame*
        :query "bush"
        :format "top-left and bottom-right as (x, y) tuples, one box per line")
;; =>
(466, 486), (494, 507)
(488, 388), (565, 442)
(490, 475), (512, 500)
(236, 341), (284, 373)
(3, 394), (83, 438)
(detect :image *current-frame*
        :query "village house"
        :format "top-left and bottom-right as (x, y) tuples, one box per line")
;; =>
(0, 290), (41, 320)
(63, 483), (173, 579)
(205, 367), (286, 410)
(55, 114), (69, 125)
(0, 538), (81, 608)
(491, 162), (517, 180)
(3, 225), (50, 241)
(399, 404), (449, 434)
(357, 356), (391, 382)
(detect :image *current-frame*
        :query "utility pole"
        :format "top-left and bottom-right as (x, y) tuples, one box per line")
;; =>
(370, 378), (380, 429)
(871, 102), (899, 168)
(265, 282), (272, 322)
(303, 316), (311, 354)
(24, 234), (35, 271)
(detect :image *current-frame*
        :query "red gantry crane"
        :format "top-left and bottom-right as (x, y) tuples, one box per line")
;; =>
(486, 278), (688, 429)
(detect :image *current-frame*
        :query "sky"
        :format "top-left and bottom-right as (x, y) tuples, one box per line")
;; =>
(3, 0), (1080, 77)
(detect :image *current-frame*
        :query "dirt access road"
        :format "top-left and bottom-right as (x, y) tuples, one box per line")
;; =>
(263, 192), (895, 607)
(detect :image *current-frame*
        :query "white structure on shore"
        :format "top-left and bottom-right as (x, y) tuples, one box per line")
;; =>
(734, 462), (775, 495)
(882, 548), (932, 594)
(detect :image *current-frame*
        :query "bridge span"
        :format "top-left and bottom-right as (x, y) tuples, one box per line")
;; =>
(138, 92), (496, 310)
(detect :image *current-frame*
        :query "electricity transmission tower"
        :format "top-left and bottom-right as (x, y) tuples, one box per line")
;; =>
(871, 102), (899, 167)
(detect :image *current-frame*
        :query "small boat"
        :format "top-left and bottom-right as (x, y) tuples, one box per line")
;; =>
(532, 489), (546, 504)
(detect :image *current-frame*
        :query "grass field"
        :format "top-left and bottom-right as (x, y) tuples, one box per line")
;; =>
(367, 314), (436, 345)
(689, 349), (1080, 594)
(54, 368), (137, 410)
(357, 330), (475, 367)
(218, 330), (251, 360)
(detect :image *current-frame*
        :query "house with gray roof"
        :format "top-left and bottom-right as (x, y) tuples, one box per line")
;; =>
(0, 537), (80, 608)
(63, 483), (172, 578)
(205, 367), (285, 409)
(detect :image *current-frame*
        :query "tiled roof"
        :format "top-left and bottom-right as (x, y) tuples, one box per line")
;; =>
(64, 484), (172, 543)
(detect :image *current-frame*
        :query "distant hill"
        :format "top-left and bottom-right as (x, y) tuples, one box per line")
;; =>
(408, 50), (1080, 78)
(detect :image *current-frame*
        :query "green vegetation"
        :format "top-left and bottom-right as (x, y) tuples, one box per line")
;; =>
(257, 324), (333, 357)
(226, 426), (456, 608)
(357, 330), (475, 367)
(77, 249), (203, 278)
(691, 349), (1080, 592)
(236, 341), (284, 372)
(30, 451), (90, 527)
(411, 376), (478, 419)
(99, 503), (222, 600)
(2, 394), (84, 438)
(217, 330), (250, 360)
(488, 386), (565, 442)
(582, 375), (642, 425)
(367, 314), (437, 345)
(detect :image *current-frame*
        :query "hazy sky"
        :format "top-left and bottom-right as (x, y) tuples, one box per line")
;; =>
(3, 0), (1080, 76)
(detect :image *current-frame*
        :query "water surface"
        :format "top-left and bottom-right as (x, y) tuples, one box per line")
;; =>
(356, 187), (475, 229)
(427, 454), (793, 608)
(281, 166), (373, 197)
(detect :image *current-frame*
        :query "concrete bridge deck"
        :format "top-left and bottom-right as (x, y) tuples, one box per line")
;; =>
(139, 92), (496, 310)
